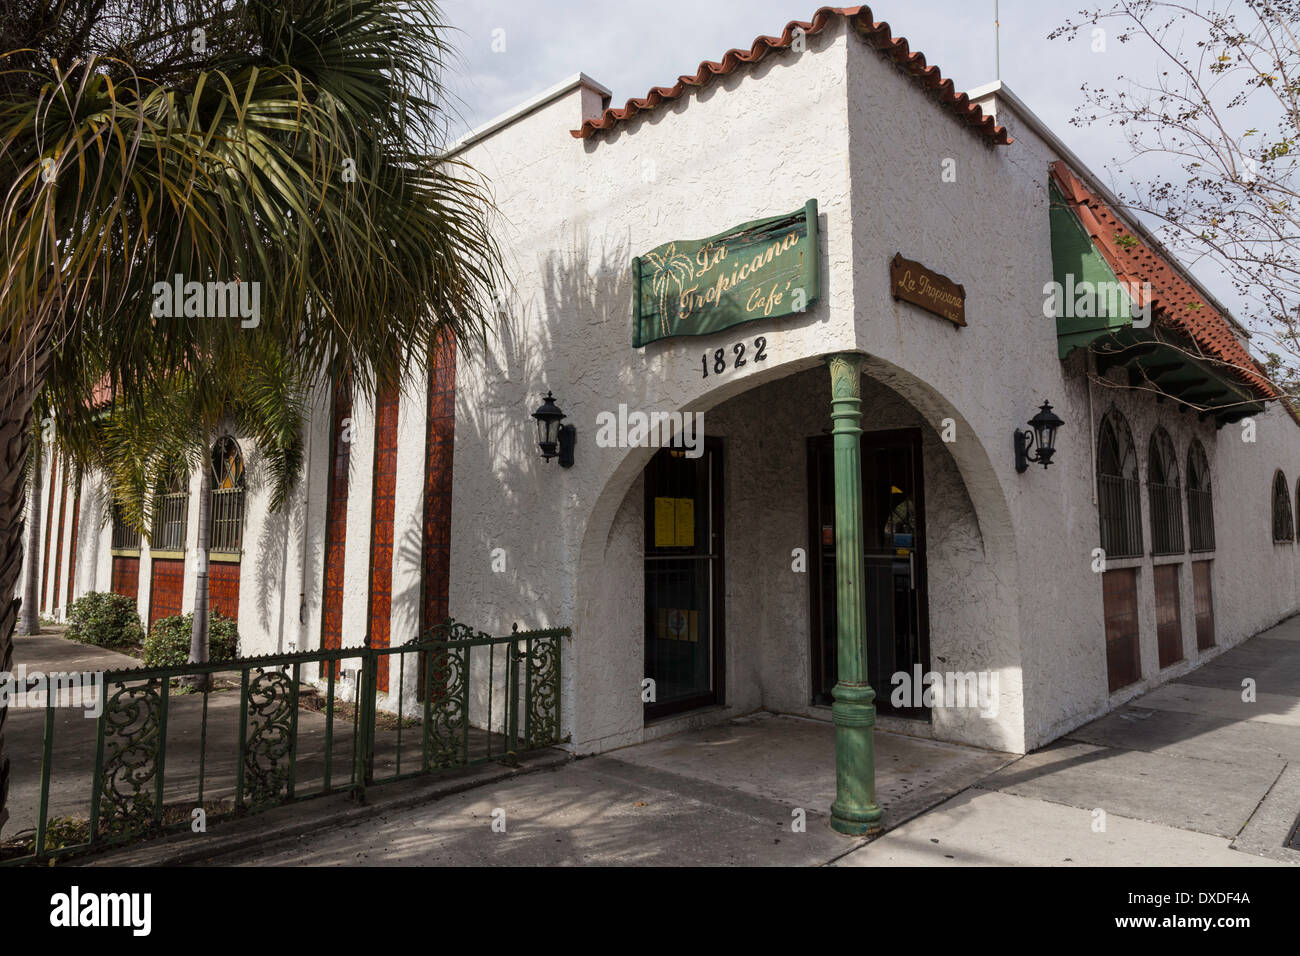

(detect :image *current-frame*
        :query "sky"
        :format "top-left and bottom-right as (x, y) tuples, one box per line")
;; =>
(432, 0), (1257, 323)
(437, 1), (1146, 178)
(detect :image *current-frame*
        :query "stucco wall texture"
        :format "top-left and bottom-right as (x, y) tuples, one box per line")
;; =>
(30, 17), (1300, 756)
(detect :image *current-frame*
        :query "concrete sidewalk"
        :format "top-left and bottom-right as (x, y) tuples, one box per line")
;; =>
(174, 713), (1012, 866)
(190, 615), (1300, 867)
(6, 631), (142, 836)
(838, 614), (1300, 866)
(22, 613), (1300, 866)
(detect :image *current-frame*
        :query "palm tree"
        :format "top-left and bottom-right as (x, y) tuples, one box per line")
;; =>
(92, 334), (307, 689)
(0, 0), (503, 835)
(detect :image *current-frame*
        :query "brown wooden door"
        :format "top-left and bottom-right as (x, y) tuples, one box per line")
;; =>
(1193, 560), (1215, 650)
(1154, 563), (1184, 668)
(148, 557), (185, 630)
(1103, 568), (1141, 691)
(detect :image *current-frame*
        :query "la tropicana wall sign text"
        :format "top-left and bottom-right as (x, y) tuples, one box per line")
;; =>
(890, 253), (966, 327)
(632, 200), (820, 347)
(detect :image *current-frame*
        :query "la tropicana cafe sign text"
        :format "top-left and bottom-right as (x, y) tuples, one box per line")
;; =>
(632, 200), (820, 347)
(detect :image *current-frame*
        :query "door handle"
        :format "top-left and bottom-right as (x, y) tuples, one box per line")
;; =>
(908, 551), (916, 589)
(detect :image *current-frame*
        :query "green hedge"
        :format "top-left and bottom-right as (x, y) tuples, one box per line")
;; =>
(143, 612), (240, 668)
(65, 592), (145, 649)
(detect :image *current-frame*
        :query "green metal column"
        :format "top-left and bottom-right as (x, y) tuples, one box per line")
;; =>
(826, 353), (883, 835)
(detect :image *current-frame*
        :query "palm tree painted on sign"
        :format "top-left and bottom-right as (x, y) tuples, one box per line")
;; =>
(645, 244), (696, 337)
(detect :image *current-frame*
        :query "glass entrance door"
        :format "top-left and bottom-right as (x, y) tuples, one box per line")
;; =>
(808, 429), (929, 716)
(643, 439), (724, 720)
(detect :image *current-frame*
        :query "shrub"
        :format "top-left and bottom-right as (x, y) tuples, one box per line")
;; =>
(65, 592), (145, 649)
(142, 611), (239, 668)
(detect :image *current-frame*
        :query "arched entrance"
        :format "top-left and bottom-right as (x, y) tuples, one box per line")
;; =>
(570, 352), (1023, 757)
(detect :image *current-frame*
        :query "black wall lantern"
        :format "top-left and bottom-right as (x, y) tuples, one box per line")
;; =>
(532, 390), (576, 468)
(1014, 401), (1064, 473)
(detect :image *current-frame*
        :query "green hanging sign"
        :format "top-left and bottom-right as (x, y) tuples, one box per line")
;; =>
(632, 199), (819, 348)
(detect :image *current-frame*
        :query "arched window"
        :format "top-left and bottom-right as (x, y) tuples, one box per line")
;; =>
(1273, 470), (1294, 543)
(210, 436), (246, 554)
(152, 464), (189, 551)
(1097, 410), (1142, 558)
(1187, 440), (1214, 552)
(1147, 428), (1184, 555)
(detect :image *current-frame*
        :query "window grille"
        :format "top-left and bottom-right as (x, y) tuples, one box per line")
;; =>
(1097, 411), (1142, 558)
(1186, 440), (1214, 552)
(210, 436), (246, 554)
(1148, 428), (1184, 556)
(110, 501), (141, 551)
(1272, 470), (1293, 543)
(152, 466), (189, 552)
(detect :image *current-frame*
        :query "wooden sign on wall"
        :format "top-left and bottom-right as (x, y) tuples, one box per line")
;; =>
(890, 253), (966, 327)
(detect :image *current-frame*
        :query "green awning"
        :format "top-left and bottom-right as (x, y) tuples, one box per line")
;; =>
(1050, 181), (1137, 357)
(1049, 182), (1264, 427)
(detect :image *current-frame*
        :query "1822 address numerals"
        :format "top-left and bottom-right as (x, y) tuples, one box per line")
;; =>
(702, 336), (768, 379)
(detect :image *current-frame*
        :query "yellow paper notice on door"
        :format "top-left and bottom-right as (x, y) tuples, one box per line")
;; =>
(653, 497), (695, 547)
(656, 608), (699, 642)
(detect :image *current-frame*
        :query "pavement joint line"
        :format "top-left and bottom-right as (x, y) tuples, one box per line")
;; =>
(820, 753), (1033, 866)
(820, 831), (881, 866)
(579, 754), (823, 827)
(973, 756), (1286, 856)
(1232, 759), (1291, 842)
(1044, 730), (1298, 777)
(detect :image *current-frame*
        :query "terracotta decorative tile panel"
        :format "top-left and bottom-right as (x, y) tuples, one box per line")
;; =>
(209, 562), (241, 622)
(321, 376), (353, 672)
(422, 339), (457, 634)
(148, 557), (184, 630)
(110, 555), (139, 603)
(66, 478), (80, 607)
(367, 386), (400, 692)
(50, 469), (67, 614)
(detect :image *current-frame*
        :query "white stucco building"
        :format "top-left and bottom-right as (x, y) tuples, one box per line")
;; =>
(27, 7), (1300, 769)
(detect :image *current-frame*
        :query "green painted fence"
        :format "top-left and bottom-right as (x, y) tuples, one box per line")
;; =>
(4, 619), (566, 865)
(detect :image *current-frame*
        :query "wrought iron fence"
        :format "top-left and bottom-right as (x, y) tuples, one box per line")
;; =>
(3, 619), (567, 865)
(1148, 481), (1185, 555)
(1098, 473), (1143, 558)
(210, 487), (245, 554)
(152, 491), (189, 551)
(1188, 487), (1215, 552)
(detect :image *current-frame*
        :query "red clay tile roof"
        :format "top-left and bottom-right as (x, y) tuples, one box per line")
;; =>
(1050, 160), (1276, 399)
(571, 6), (1011, 146)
